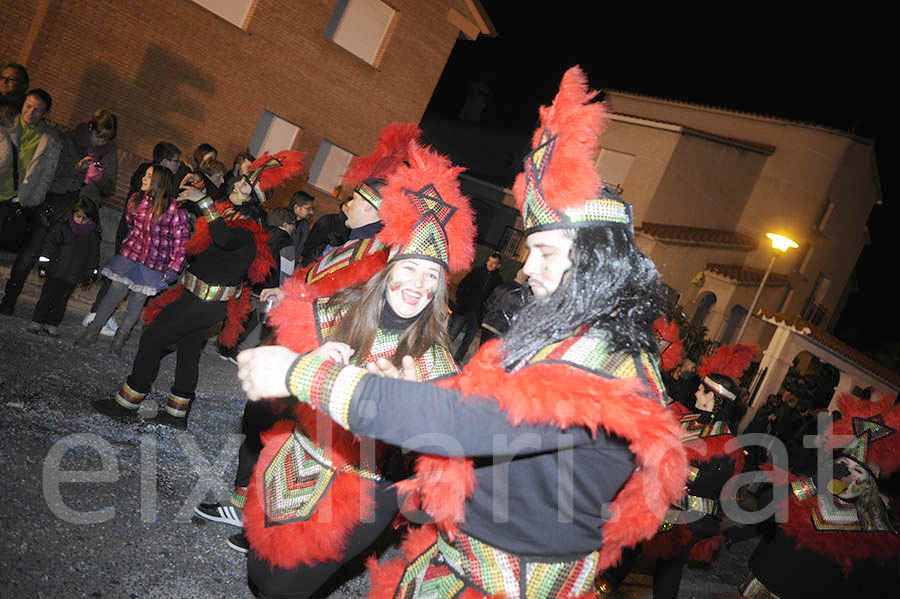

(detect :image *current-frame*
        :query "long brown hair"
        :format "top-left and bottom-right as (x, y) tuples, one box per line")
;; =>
(326, 263), (450, 367)
(132, 166), (174, 221)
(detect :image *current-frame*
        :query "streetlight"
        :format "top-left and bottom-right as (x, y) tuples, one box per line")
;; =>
(735, 233), (798, 342)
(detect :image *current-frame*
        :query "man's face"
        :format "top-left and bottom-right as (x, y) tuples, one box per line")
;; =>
(522, 229), (574, 297)
(1, 67), (24, 95)
(293, 203), (313, 221)
(230, 178), (252, 205)
(345, 191), (378, 229)
(21, 95), (48, 126)
(161, 155), (181, 174)
(486, 257), (501, 272)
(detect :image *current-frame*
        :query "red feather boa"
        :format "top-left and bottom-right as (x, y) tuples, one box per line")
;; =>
(394, 340), (687, 570)
(243, 420), (377, 569)
(142, 202), (274, 348)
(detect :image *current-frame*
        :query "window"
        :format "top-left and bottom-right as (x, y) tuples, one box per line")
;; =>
(816, 200), (834, 233)
(189, 0), (254, 29)
(497, 226), (524, 258)
(660, 284), (681, 310)
(797, 245), (814, 274)
(249, 111), (301, 157)
(596, 148), (634, 194)
(308, 140), (354, 194)
(324, 0), (397, 66)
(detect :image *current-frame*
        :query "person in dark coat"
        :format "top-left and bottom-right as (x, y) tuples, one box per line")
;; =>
(28, 197), (100, 336)
(288, 191), (313, 267)
(299, 199), (350, 265)
(448, 252), (503, 362)
(479, 268), (530, 345)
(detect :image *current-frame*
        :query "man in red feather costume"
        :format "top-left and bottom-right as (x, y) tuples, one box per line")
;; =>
(90, 152), (302, 428)
(192, 124), (421, 546)
(738, 394), (900, 598)
(237, 66), (688, 599)
(598, 342), (756, 598)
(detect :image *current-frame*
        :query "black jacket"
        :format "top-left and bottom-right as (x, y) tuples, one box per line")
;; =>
(454, 266), (503, 316)
(301, 212), (350, 265)
(40, 218), (100, 285)
(260, 226), (294, 290)
(481, 281), (530, 335)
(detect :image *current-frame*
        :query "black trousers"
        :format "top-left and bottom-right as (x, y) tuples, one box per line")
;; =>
(448, 310), (480, 362)
(2, 193), (76, 308)
(127, 292), (227, 398)
(235, 397), (297, 489)
(247, 482), (399, 599)
(32, 277), (76, 326)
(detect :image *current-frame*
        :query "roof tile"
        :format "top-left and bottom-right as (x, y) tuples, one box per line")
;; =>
(638, 222), (759, 250)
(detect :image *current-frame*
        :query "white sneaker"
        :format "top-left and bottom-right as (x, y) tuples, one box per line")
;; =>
(100, 318), (119, 337)
(82, 312), (96, 327)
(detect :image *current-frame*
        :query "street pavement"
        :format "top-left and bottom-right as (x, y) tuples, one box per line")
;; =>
(0, 253), (755, 598)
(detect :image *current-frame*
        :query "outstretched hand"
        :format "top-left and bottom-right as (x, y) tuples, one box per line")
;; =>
(366, 355), (417, 381)
(177, 186), (207, 203)
(236, 346), (299, 400)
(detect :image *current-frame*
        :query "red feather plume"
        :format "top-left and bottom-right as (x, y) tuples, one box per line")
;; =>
(826, 394), (900, 477)
(653, 316), (684, 372)
(378, 141), (476, 275)
(249, 150), (305, 192)
(698, 344), (758, 380)
(341, 122), (421, 189)
(512, 65), (606, 214)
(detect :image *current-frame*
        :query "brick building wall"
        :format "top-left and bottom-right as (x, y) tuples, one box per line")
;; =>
(2, 0), (474, 213)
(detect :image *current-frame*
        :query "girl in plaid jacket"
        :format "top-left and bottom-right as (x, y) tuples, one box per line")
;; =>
(75, 165), (189, 354)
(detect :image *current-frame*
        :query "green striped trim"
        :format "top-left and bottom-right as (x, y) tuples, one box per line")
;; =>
(286, 355), (366, 430)
(181, 271), (242, 301)
(197, 197), (219, 222)
(115, 381), (146, 410)
(163, 392), (192, 417)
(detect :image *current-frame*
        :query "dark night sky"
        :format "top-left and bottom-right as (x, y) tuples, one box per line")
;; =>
(425, 2), (897, 357)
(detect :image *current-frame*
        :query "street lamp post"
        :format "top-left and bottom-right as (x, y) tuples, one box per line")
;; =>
(735, 233), (798, 343)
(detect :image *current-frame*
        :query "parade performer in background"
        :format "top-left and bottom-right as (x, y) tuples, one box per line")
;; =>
(599, 343), (755, 598)
(739, 394), (900, 598)
(237, 66), (687, 599)
(241, 139), (473, 598)
(193, 123), (420, 548)
(90, 151), (302, 428)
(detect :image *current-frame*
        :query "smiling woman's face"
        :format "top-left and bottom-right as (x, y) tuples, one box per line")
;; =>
(385, 258), (441, 318)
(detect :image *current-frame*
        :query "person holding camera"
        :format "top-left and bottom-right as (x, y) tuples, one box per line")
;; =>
(2, 106), (116, 315)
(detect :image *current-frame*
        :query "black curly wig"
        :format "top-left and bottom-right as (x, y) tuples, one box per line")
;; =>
(501, 225), (664, 369)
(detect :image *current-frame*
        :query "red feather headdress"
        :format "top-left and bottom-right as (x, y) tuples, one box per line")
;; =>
(245, 150), (305, 201)
(377, 141), (476, 275)
(512, 66), (632, 234)
(341, 122), (421, 191)
(825, 394), (900, 478)
(698, 344), (758, 381)
(653, 316), (684, 372)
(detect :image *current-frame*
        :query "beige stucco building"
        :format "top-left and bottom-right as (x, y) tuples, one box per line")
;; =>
(597, 91), (898, 414)
(598, 91), (881, 348)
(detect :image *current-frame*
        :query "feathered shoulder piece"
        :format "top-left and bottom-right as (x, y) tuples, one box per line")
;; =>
(341, 122), (421, 190)
(377, 141), (476, 275)
(511, 66), (631, 234)
(247, 150), (305, 192)
(698, 344), (757, 380)
(653, 316), (684, 372)
(825, 394), (900, 478)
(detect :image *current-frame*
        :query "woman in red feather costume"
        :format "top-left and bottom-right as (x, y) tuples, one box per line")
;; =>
(237, 67), (688, 599)
(241, 140), (473, 599)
